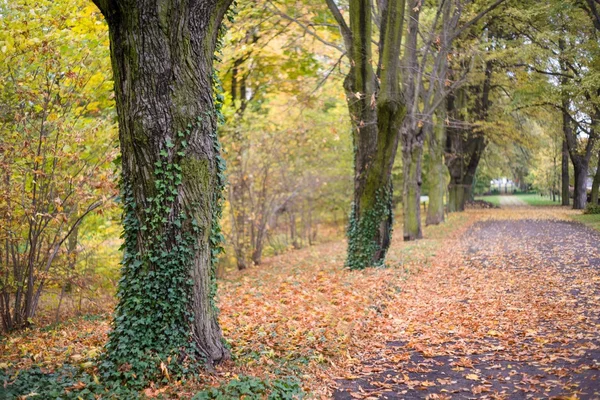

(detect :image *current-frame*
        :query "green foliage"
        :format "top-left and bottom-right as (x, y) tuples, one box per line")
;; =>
(0, 0), (118, 331)
(584, 204), (600, 214)
(345, 187), (393, 270)
(518, 193), (559, 207)
(101, 144), (202, 389)
(0, 365), (139, 399)
(192, 375), (303, 400)
(571, 213), (600, 231)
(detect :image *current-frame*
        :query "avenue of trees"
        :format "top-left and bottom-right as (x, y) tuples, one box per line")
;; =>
(2, 0), (600, 390)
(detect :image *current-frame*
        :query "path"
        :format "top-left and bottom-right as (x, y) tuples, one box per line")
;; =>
(498, 195), (528, 207)
(334, 211), (600, 399)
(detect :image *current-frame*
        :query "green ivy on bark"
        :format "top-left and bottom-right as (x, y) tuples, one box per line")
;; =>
(345, 186), (393, 270)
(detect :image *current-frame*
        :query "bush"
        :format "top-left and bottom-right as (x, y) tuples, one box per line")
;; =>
(0, 365), (138, 399)
(584, 204), (600, 214)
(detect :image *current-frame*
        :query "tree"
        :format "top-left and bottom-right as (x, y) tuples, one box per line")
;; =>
(91, 0), (234, 385)
(502, 0), (600, 209)
(0, 0), (116, 331)
(324, 0), (405, 268)
(218, 0), (351, 270)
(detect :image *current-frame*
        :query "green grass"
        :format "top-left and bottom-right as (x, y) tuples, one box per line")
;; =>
(516, 193), (561, 206)
(476, 193), (561, 207)
(570, 213), (600, 232)
(475, 195), (502, 206)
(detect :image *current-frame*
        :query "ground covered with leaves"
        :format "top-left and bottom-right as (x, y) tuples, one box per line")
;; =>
(335, 207), (600, 399)
(2, 205), (598, 399)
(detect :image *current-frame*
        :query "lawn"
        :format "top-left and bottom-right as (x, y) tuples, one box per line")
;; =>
(516, 193), (562, 206)
(571, 213), (600, 232)
(476, 193), (561, 207)
(475, 195), (502, 207)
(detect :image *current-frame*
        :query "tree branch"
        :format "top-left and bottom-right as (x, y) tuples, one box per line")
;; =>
(452, 0), (508, 40)
(325, 0), (353, 52)
(268, 1), (346, 53)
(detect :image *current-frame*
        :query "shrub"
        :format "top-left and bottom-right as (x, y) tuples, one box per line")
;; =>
(584, 204), (600, 214)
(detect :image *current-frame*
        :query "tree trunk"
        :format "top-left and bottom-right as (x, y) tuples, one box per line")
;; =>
(93, 0), (232, 383)
(426, 113), (447, 225)
(400, 1), (424, 241)
(562, 139), (570, 206)
(402, 129), (423, 239)
(341, 0), (406, 269)
(591, 153), (600, 205)
(447, 180), (466, 212)
(573, 161), (588, 210)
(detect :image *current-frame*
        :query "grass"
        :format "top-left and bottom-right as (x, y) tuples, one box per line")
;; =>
(476, 193), (561, 207)
(570, 213), (600, 232)
(516, 193), (561, 206)
(475, 195), (502, 207)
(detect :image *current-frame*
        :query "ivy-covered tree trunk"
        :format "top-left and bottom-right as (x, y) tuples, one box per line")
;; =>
(426, 112), (448, 226)
(328, 0), (406, 269)
(562, 139), (570, 206)
(92, 0), (232, 385)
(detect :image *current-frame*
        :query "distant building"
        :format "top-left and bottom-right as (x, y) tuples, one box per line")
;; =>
(490, 178), (516, 193)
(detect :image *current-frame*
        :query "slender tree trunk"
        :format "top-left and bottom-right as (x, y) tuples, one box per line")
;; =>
(400, 1), (424, 241)
(562, 139), (570, 206)
(426, 113), (447, 225)
(402, 129), (423, 239)
(591, 153), (600, 205)
(93, 0), (232, 380)
(573, 161), (588, 210)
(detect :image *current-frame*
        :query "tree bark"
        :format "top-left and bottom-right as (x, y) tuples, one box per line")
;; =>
(444, 59), (491, 212)
(402, 127), (424, 239)
(400, 1), (424, 241)
(561, 105), (593, 210)
(562, 139), (570, 206)
(573, 160), (588, 209)
(93, 0), (233, 377)
(334, 0), (406, 269)
(426, 111), (448, 225)
(591, 151), (600, 205)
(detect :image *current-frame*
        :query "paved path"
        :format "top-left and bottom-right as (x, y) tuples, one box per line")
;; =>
(334, 215), (600, 399)
(498, 196), (528, 207)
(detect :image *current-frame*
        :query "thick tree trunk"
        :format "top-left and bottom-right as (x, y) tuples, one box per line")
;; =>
(447, 180), (466, 212)
(93, 0), (232, 382)
(562, 140), (570, 206)
(342, 0), (406, 269)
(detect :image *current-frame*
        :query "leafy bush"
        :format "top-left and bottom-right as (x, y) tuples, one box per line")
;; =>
(193, 375), (303, 400)
(0, 365), (138, 399)
(584, 204), (600, 214)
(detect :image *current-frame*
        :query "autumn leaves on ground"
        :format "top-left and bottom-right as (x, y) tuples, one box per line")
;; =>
(2, 202), (599, 399)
